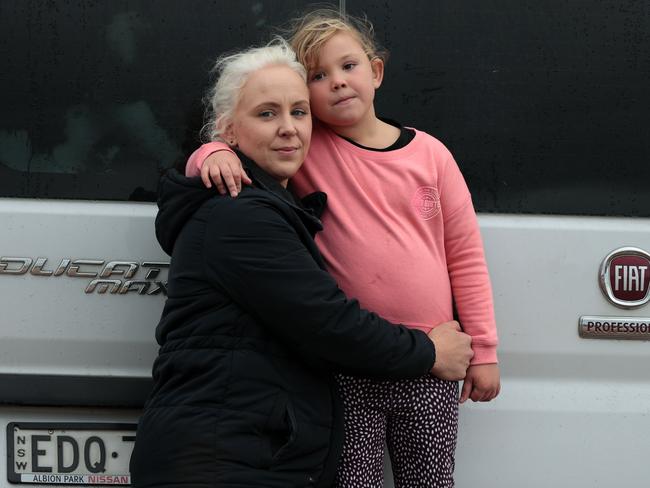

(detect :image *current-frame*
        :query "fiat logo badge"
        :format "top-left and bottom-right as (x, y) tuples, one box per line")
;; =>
(599, 247), (650, 309)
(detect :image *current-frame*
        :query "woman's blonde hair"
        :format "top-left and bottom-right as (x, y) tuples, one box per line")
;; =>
(202, 37), (306, 142)
(287, 7), (387, 72)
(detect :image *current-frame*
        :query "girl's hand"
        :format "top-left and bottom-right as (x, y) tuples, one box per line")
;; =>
(201, 150), (252, 197)
(459, 363), (500, 403)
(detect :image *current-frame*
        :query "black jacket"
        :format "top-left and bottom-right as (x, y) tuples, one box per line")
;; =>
(130, 157), (436, 488)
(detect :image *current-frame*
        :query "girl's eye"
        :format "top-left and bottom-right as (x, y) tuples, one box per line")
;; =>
(310, 72), (325, 82)
(343, 62), (356, 71)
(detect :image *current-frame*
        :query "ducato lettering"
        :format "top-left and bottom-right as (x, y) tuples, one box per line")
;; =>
(0, 257), (33, 274)
(100, 261), (139, 279)
(0, 256), (168, 296)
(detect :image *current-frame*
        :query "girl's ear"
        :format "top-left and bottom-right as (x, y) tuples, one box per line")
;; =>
(370, 57), (385, 89)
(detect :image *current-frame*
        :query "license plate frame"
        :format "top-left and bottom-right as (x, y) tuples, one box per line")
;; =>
(6, 422), (137, 485)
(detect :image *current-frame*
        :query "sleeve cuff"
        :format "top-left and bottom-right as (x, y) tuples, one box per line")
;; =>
(185, 142), (235, 177)
(470, 343), (498, 365)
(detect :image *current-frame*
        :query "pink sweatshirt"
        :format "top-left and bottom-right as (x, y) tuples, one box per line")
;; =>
(187, 124), (498, 364)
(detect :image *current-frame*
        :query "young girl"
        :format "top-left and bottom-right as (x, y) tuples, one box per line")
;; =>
(187, 9), (499, 488)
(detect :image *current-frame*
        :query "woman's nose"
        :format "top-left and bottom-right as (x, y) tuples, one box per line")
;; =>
(278, 117), (298, 136)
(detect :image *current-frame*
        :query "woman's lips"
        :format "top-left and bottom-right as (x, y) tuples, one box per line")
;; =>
(275, 147), (299, 154)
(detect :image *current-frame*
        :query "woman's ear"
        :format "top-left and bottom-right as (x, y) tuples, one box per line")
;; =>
(370, 57), (385, 89)
(222, 123), (237, 147)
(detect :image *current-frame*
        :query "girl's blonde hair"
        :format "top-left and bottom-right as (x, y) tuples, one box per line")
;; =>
(287, 7), (387, 72)
(202, 37), (306, 142)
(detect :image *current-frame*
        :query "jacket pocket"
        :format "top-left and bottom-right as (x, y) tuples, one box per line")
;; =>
(266, 393), (297, 461)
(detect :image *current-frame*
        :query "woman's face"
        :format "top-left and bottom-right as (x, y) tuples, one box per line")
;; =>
(225, 65), (311, 187)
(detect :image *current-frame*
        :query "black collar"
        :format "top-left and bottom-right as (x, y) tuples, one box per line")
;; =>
(236, 150), (326, 234)
(237, 150), (300, 206)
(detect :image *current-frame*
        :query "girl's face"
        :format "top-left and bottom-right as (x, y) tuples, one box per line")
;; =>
(224, 65), (311, 187)
(306, 32), (384, 131)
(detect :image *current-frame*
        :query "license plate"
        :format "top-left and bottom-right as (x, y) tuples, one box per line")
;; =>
(7, 422), (136, 485)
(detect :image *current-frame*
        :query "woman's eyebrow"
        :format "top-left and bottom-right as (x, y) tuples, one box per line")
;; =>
(252, 101), (281, 110)
(252, 99), (310, 110)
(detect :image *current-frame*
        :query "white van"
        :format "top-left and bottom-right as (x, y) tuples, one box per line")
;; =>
(1, 1), (648, 487)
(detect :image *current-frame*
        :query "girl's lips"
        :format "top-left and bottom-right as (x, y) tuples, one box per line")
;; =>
(275, 147), (298, 154)
(334, 96), (355, 106)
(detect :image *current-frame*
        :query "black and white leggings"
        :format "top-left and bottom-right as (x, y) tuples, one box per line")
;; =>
(334, 374), (459, 488)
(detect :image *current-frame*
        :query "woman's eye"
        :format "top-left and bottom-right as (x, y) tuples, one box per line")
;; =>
(258, 111), (274, 118)
(292, 109), (308, 117)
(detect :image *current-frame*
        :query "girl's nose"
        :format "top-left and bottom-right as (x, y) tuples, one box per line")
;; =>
(331, 76), (347, 90)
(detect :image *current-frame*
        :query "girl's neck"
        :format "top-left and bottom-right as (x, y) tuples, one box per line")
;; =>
(329, 113), (401, 150)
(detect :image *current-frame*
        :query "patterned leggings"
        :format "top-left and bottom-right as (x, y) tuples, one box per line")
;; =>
(334, 374), (459, 488)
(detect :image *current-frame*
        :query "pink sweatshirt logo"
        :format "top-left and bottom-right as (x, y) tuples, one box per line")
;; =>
(411, 186), (441, 220)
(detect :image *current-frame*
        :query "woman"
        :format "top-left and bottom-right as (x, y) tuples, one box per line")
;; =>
(129, 39), (471, 488)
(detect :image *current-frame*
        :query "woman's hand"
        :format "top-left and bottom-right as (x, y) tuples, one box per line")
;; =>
(459, 363), (501, 403)
(427, 322), (473, 381)
(201, 150), (252, 197)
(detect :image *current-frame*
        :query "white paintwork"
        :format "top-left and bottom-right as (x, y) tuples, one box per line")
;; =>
(0, 199), (166, 378)
(2, 200), (650, 487)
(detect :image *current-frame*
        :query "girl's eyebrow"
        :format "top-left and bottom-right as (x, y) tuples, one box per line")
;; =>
(312, 52), (361, 70)
(337, 52), (360, 60)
